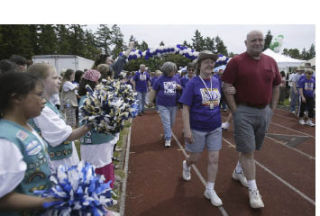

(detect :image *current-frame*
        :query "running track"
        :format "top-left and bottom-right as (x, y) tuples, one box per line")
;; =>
(124, 108), (315, 216)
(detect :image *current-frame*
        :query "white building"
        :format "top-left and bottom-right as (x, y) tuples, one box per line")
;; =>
(32, 55), (94, 74)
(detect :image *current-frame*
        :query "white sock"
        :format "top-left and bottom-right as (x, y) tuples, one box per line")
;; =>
(206, 182), (215, 191)
(235, 161), (243, 173)
(247, 179), (258, 191)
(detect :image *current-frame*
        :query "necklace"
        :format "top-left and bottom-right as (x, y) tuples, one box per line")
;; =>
(199, 76), (215, 110)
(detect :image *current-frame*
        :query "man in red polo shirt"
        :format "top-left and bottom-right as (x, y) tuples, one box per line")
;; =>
(222, 30), (281, 209)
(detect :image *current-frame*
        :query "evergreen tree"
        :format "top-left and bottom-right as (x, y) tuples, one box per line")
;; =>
(96, 24), (112, 55)
(28, 25), (40, 55)
(56, 24), (72, 55)
(192, 30), (205, 51)
(301, 48), (309, 60)
(138, 41), (149, 51)
(0, 25), (35, 59)
(68, 24), (86, 56)
(308, 44), (315, 59)
(264, 30), (273, 51)
(283, 48), (300, 59)
(83, 30), (100, 60)
(203, 37), (216, 53)
(182, 40), (192, 48)
(215, 36), (228, 56)
(37, 25), (58, 55)
(111, 24), (124, 59)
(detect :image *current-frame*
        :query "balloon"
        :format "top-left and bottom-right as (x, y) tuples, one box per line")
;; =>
(270, 34), (284, 53)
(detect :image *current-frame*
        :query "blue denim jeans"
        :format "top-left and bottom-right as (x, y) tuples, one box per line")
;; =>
(158, 105), (177, 141)
(290, 88), (299, 112)
(137, 91), (147, 114)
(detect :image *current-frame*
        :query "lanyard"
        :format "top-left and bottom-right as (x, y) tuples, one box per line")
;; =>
(199, 76), (214, 101)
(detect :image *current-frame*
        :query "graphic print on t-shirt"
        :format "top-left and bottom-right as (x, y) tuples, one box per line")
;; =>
(200, 88), (220, 107)
(304, 82), (314, 91)
(139, 74), (146, 81)
(163, 81), (177, 95)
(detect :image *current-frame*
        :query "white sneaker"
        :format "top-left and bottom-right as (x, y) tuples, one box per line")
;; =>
(249, 189), (264, 208)
(182, 160), (191, 181)
(204, 189), (223, 206)
(221, 122), (230, 130)
(299, 119), (305, 125)
(232, 170), (248, 187)
(306, 119), (315, 127)
(165, 140), (171, 147)
(291, 110), (296, 114)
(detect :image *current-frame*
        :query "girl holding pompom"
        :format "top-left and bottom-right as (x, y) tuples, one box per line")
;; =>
(0, 72), (56, 215)
(78, 69), (119, 188)
(28, 63), (91, 170)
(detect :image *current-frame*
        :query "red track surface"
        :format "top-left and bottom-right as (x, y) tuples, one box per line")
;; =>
(125, 108), (315, 216)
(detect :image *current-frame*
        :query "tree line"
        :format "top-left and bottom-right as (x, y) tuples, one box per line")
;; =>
(0, 25), (315, 71)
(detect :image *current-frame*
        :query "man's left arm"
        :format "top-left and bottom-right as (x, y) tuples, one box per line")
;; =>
(271, 85), (280, 111)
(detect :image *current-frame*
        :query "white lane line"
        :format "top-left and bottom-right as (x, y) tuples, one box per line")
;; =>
(270, 121), (315, 138)
(267, 133), (309, 138)
(172, 133), (229, 216)
(222, 138), (315, 206)
(265, 136), (315, 160)
(272, 112), (298, 121)
(120, 126), (132, 216)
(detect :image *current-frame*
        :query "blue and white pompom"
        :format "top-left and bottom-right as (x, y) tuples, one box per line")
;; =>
(34, 161), (115, 216)
(215, 54), (230, 67)
(80, 80), (138, 134)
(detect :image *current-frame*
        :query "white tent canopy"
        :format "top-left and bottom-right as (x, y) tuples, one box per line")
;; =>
(307, 57), (315, 67)
(263, 48), (306, 69)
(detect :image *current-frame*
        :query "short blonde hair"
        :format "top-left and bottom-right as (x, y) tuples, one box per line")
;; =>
(27, 63), (54, 80)
(155, 70), (162, 76)
(97, 64), (112, 79)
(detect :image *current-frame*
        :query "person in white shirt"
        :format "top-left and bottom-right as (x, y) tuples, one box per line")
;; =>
(28, 63), (91, 170)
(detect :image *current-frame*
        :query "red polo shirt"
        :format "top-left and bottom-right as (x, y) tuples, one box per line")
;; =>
(222, 52), (281, 106)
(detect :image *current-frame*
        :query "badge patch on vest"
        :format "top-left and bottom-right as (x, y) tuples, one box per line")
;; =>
(25, 140), (42, 156)
(16, 130), (29, 141)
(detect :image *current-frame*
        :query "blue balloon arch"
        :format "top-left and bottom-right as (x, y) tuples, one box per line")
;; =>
(120, 44), (230, 67)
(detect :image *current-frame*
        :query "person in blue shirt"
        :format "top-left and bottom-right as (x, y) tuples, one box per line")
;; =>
(180, 63), (196, 90)
(131, 64), (151, 116)
(179, 51), (223, 207)
(298, 68), (315, 126)
(149, 62), (182, 147)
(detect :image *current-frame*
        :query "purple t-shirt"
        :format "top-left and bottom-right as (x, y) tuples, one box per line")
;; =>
(181, 76), (192, 89)
(133, 71), (150, 92)
(298, 75), (315, 98)
(153, 75), (181, 107)
(151, 76), (158, 87)
(179, 76), (222, 132)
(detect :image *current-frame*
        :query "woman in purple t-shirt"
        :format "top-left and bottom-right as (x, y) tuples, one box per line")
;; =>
(149, 62), (182, 147)
(179, 51), (223, 207)
(298, 68), (315, 126)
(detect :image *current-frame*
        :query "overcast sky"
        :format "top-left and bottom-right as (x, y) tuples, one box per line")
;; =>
(88, 24), (315, 55)
(2, 0), (318, 56)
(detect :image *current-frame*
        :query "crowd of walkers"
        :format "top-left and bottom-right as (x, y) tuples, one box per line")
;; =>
(0, 29), (315, 215)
